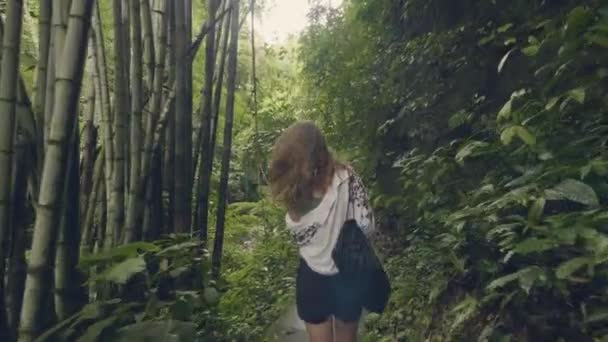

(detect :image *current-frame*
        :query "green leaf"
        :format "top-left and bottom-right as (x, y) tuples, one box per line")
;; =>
(514, 238), (557, 254)
(500, 127), (516, 145)
(497, 23), (513, 33)
(586, 309), (608, 324)
(487, 266), (542, 291)
(514, 126), (536, 146)
(501, 126), (536, 146)
(568, 88), (586, 104)
(77, 316), (118, 342)
(519, 267), (544, 294)
(455, 141), (489, 165)
(546, 179), (599, 207)
(528, 36), (540, 45)
(592, 159), (608, 176)
(522, 45), (539, 57)
(528, 197), (546, 223)
(498, 49), (515, 73)
(566, 6), (593, 36)
(504, 37), (517, 46)
(497, 99), (512, 121)
(587, 34), (608, 48)
(556, 257), (592, 279)
(545, 96), (561, 110)
(580, 164), (593, 180)
(103, 256), (146, 285)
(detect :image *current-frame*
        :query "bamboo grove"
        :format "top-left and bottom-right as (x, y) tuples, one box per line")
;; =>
(0, 0), (244, 340)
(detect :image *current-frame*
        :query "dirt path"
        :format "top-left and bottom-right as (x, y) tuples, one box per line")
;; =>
(266, 304), (368, 341)
(265, 305), (308, 342)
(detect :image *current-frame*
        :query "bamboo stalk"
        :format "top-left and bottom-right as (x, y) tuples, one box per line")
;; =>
(0, 0), (24, 337)
(212, 0), (240, 278)
(18, 0), (94, 339)
(125, 0), (145, 243)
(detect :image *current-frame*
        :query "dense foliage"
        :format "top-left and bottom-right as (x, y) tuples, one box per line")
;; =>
(298, 0), (608, 340)
(4, 0), (608, 341)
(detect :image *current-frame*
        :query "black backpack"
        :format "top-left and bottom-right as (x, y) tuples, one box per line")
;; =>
(332, 217), (391, 313)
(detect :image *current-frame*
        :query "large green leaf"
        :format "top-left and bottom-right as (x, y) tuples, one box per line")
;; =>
(522, 45), (539, 57)
(77, 316), (119, 342)
(501, 126), (536, 146)
(568, 87), (586, 104)
(80, 242), (160, 267)
(513, 238), (557, 254)
(455, 141), (489, 165)
(587, 34), (608, 48)
(487, 266), (543, 292)
(528, 197), (546, 223)
(545, 179), (600, 207)
(102, 256), (147, 285)
(497, 99), (512, 121)
(555, 256), (592, 279)
(566, 6), (593, 36)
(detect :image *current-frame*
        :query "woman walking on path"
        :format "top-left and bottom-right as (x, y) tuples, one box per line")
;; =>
(269, 121), (389, 342)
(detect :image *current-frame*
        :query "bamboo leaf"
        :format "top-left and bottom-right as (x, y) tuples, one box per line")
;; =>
(498, 48), (515, 73)
(528, 197), (546, 222)
(497, 99), (512, 120)
(545, 96), (561, 110)
(455, 141), (489, 165)
(587, 34), (608, 48)
(556, 257), (592, 279)
(546, 179), (599, 207)
(514, 238), (557, 254)
(568, 87), (586, 104)
(501, 126), (536, 146)
(103, 256), (146, 284)
(522, 45), (539, 57)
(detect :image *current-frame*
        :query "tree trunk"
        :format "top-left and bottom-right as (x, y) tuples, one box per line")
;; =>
(209, 5), (232, 175)
(142, 0), (168, 239)
(212, 0), (240, 278)
(109, 0), (129, 247)
(33, 0), (52, 161)
(193, 0), (219, 241)
(82, 150), (104, 256)
(18, 0), (94, 340)
(44, 0), (70, 145)
(143, 148), (163, 240)
(80, 51), (97, 219)
(91, 0), (115, 249)
(0, 0), (23, 338)
(54, 126), (84, 320)
(125, 0), (145, 243)
(173, 0), (192, 234)
(6, 140), (28, 341)
(141, 0), (155, 94)
(163, 0), (176, 234)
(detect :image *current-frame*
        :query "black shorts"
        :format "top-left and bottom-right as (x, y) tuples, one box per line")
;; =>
(296, 259), (365, 324)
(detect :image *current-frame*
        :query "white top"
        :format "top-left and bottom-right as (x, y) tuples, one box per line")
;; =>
(285, 167), (375, 275)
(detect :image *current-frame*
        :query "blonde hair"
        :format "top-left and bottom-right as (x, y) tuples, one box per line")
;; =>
(269, 121), (338, 210)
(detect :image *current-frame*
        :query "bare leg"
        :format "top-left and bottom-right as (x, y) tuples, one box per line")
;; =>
(334, 318), (358, 342)
(305, 319), (333, 342)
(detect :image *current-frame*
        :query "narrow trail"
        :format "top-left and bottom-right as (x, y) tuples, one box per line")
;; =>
(266, 305), (308, 341)
(267, 304), (368, 341)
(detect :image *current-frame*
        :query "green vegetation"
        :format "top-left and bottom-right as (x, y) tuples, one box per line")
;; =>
(2, 0), (608, 341)
(298, 0), (608, 340)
